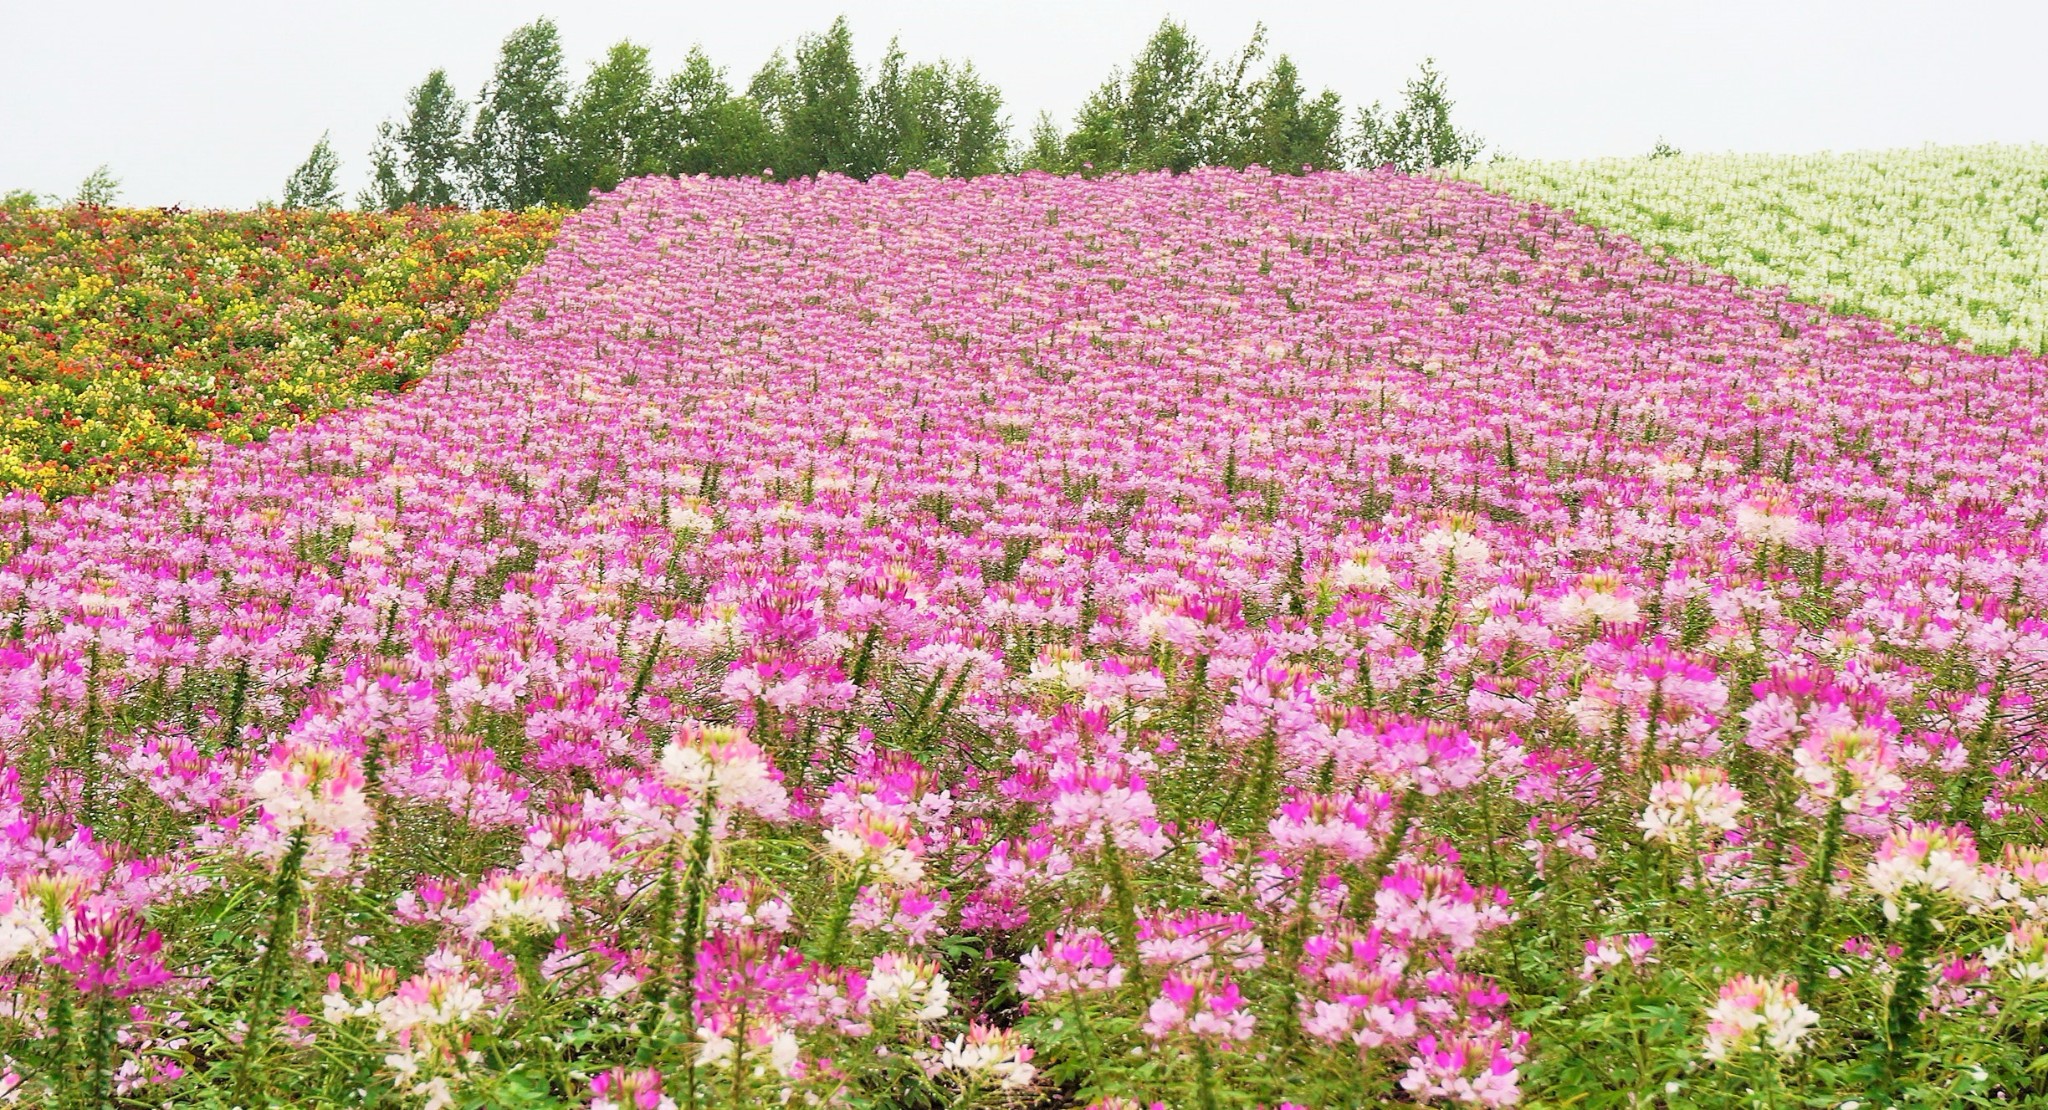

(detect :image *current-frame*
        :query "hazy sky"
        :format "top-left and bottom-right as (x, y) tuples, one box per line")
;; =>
(2, 0), (2041, 208)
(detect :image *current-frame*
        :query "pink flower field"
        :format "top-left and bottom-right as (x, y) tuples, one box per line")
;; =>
(3, 168), (2046, 1107)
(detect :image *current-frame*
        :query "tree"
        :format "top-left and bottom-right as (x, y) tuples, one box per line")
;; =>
(360, 69), (496, 210)
(1118, 19), (1213, 172)
(405, 72), (471, 206)
(1017, 113), (1067, 173)
(360, 128), (408, 211)
(745, 50), (799, 177)
(72, 165), (121, 207)
(859, 39), (919, 176)
(651, 48), (781, 178)
(283, 133), (345, 209)
(1354, 58), (1483, 173)
(783, 17), (865, 177)
(1197, 25), (1269, 168)
(1242, 56), (1345, 172)
(2, 188), (44, 211)
(939, 61), (1007, 177)
(1057, 21), (1318, 176)
(861, 44), (1007, 178)
(1062, 75), (1127, 175)
(467, 19), (571, 208)
(565, 41), (659, 197)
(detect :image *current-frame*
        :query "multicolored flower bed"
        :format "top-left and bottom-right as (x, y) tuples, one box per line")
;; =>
(0, 206), (559, 497)
(1, 169), (2044, 1107)
(1457, 145), (2048, 355)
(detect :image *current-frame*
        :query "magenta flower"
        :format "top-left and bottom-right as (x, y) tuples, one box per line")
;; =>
(1142, 971), (1255, 1046)
(46, 906), (170, 999)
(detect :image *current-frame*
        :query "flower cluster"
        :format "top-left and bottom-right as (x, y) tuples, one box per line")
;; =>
(1638, 766), (1744, 847)
(1700, 974), (1820, 1062)
(1866, 823), (1994, 918)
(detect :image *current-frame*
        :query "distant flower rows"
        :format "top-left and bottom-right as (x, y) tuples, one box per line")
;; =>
(0, 206), (558, 496)
(0, 168), (2044, 1106)
(1458, 144), (2048, 354)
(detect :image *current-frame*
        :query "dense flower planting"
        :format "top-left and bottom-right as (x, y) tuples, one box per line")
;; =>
(0, 206), (559, 497)
(1458, 145), (2048, 355)
(1, 168), (2045, 1107)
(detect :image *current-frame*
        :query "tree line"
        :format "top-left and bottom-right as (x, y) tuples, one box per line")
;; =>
(2, 17), (1487, 212)
(298, 17), (1485, 210)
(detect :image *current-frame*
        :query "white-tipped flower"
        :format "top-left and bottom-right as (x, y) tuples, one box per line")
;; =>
(1639, 766), (1744, 846)
(1702, 974), (1818, 1062)
(1866, 822), (1992, 920)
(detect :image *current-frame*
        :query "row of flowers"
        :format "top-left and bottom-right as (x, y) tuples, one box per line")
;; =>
(0, 167), (2044, 1107)
(0, 205), (558, 497)
(1459, 144), (2048, 354)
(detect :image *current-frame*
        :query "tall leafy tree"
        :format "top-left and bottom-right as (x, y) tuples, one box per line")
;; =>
(283, 134), (344, 209)
(565, 41), (658, 198)
(940, 61), (1007, 177)
(782, 17), (865, 178)
(651, 47), (781, 178)
(1119, 19), (1212, 172)
(861, 45), (1007, 178)
(361, 135), (406, 211)
(1058, 21), (1293, 175)
(859, 40), (918, 175)
(1017, 112), (1068, 174)
(1197, 25), (1269, 168)
(1243, 56), (1346, 172)
(1062, 75), (1129, 175)
(745, 50), (799, 177)
(467, 19), (571, 208)
(1354, 57), (1484, 172)
(362, 69), (469, 210)
(400, 70), (470, 205)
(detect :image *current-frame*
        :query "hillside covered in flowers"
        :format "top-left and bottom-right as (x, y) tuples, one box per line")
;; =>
(1, 168), (2045, 1107)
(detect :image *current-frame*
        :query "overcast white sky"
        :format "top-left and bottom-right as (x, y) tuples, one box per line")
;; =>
(2, 0), (2041, 208)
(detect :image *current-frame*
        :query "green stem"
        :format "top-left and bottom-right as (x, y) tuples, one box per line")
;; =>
(1882, 898), (1936, 1086)
(1795, 792), (1845, 997)
(635, 841), (682, 1067)
(816, 862), (867, 968)
(1278, 848), (1326, 1047)
(49, 991), (76, 1106)
(1101, 839), (1147, 997)
(1194, 1040), (1222, 1110)
(642, 786), (719, 1083)
(727, 1005), (750, 1110)
(235, 827), (309, 1102)
(1361, 789), (1418, 900)
(1245, 724), (1279, 834)
(675, 792), (719, 1024)
(1069, 994), (1103, 1069)
(79, 642), (103, 827)
(219, 658), (251, 751)
(88, 984), (115, 1110)
(1639, 688), (1665, 790)
(627, 627), (666, 713)
(1952, 659), (2011, 842)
